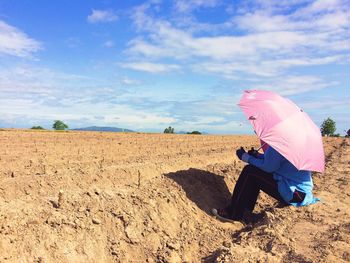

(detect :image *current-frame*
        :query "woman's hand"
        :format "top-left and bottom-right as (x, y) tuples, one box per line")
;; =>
(236, 147), (246, 160)
(248, 147), (259, 158)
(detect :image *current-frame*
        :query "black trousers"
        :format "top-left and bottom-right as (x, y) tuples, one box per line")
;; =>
(227, 165), (286, 220)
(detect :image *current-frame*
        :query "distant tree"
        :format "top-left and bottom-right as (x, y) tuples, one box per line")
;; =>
(346, 129), (350, 137)
(53, 120), (68, 130)
(164, 126), (174, 134)
(320, 117), (336, 136)
(31, 126), (44, 130)
(187, 131), (201, 135)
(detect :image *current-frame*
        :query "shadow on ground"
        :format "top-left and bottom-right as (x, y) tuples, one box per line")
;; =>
(165, 168), (232, 216)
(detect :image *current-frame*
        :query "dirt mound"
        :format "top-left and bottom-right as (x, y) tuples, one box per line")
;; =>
(0, 130), (349, 262)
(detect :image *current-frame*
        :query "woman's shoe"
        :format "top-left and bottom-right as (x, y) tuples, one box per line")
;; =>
(212, 208), (235, 223)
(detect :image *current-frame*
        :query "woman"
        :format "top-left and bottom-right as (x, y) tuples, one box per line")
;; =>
(213, 143), (319, 222)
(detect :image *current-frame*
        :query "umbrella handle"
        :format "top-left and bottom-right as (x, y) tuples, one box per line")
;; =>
(256, 142), (267, 151)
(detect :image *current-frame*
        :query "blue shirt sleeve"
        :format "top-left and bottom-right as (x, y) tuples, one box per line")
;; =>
(255, 152), (264, 159)
(248, 147), (282, 173)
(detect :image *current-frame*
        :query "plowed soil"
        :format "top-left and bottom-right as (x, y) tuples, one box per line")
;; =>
(0, 130), (349, 262)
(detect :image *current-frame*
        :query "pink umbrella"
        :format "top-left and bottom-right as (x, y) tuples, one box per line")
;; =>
(238, 90), (325, 173)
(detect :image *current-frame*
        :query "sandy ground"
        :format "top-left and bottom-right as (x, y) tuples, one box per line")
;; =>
(0, 130), (349, 262)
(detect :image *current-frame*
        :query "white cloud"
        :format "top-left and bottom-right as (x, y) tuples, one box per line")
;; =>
(0, 20), (41, 57)
(120, 77), (141, 85)
(240, 0), (314, 14)
(252, 75), (338, 95)
(123, 0), (350, 95)
(193, 61), (278, 78)
(0, 66), (93, 94)
(235, 6), (350, 32)
(0, 63), (239, 131)
(0, 64), (178, 130)
(194, 55), (348, 79)
(129, 22), (308, 60)
(128, 2), (350, 61)
(300, 97), (350, 109)
(103, 40), (115, 48)
(87, 9), (118, 23)
(104, 112), (176, 127)
(120, 62), (180, 73)
(174, 0), (220, 12)
(0, 95), (178, 130)
(188, 116), (225, 125)
(235, 13), (297, 32)
(297, 0), (347, 15)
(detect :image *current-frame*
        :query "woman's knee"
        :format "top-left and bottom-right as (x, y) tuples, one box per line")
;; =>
(241, 165), (258, 175)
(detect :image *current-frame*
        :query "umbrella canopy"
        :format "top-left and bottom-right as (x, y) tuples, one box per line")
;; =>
(238, 90), (325, 173)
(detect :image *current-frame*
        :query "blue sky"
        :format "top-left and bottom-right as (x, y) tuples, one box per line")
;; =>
(0, 0), (349, 134)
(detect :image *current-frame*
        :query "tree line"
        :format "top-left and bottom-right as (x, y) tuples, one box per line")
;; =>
(163, 126), (201, 134)
(30, 119), (349, 136)
(320, 117), (349, 137)
(31, 120), (68, 131)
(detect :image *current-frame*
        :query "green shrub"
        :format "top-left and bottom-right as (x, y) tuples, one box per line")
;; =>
(53, 120), (68, 130)
(187, 131), (201, 135)
(164, 126), (174, 134)
(31, 126), (44, 130)
(320, 117), (336, 136)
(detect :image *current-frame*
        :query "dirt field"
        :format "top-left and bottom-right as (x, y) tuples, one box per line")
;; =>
(0, 130), (349, 262)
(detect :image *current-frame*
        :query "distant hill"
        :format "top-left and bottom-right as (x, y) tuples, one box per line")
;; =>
(71, 126), (134, 132)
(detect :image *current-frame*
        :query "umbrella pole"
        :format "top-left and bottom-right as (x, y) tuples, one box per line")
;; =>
(256, 142), (266, 151)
